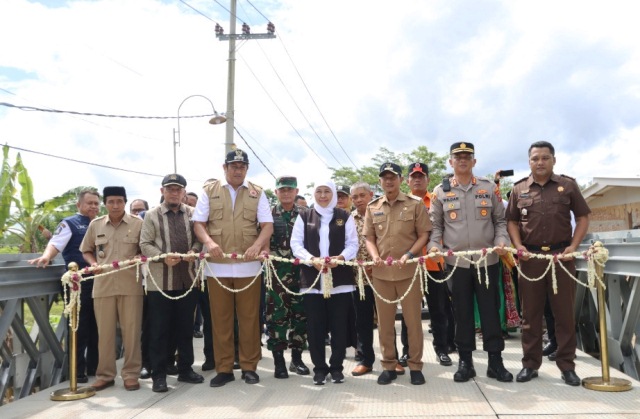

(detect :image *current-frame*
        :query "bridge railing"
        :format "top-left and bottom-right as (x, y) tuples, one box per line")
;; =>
(576, 229), (640, 380)
(0, 254), (67, 406)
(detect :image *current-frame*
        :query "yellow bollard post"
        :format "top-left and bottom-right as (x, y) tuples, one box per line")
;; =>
(582, 246), (632, 392)
(51, 262), (96, 401)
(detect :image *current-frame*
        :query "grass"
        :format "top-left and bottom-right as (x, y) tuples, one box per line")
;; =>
(21, 297), (66, 333)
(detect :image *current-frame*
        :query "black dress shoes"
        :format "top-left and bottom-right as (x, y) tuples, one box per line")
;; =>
(241, 370), (260, 384)
(437, 352), (453, 366)
(487, 364), (513, 382)
(178, 371), (204, 384)
(453, 360), (476, 382)
(516, 368), (538, 382)
(140, 368), (151, 379)
(289, 359), (310, 375)
(377, 370), (398, 385)
(542, 341), (558, 356)
(201, 359), (215, 371)
(398, 354), (409, 367)
(209, 372), (235, 387)
(561, 370), (581, 386)
(410, 370), (426, 385)
(166, 364), (178, 376)
(77, 374), (88, 383)
(152, 377), (168, 393)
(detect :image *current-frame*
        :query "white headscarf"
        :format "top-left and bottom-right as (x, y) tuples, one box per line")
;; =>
(314, 179), (337, 220)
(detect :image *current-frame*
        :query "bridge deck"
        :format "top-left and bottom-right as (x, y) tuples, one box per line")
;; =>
(1, 322), (638, 418)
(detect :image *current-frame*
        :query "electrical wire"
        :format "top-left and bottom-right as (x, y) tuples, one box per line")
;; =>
(233, 126), (276, 179)
(0, 102), (214, 120)
(4, 144), (164, 178)
(237, 55), (330, 169)
(276, 34), (360, 171)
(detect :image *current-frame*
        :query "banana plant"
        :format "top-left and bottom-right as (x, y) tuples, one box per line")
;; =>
(0, 145), (97, 252)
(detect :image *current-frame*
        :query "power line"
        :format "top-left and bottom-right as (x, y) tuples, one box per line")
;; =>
(245, 0), (270, 21)
(249, 40), (347, 168)
(179, 0), (216, 22)
(233, 126), (276, 179)
(276, 34), (359, 171)
(237, 55), (330, 169)
(4, 144), (165, 177)
(0, 102), (214, 120)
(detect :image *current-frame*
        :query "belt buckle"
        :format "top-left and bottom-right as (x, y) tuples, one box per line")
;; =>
(541, 246), (551, 252)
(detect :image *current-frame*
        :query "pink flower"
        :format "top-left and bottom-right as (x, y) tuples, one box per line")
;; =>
(447, 249), (454, 257)
(140, 255), (148, 263)
(482, 248), (487, 256)
(83, 267), (91, 275)
(293, 258), (300, 266)
(72, 283), (79, 291)
(583, 252), (589, 260)
(72, 273), (80, 283)
(385, 257), (394, 266)
(356, 259), (364, 266)
(324, 256), (332, 264)
(553, 254), (558, 263)
(199, 252), (205, 260)
(418, 256), (425, 264)
(112, 261), (120, 269)
(231, 252), (238, 259)
(516, 249), (524, 258)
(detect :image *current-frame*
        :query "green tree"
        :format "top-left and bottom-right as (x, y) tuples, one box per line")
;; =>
(330, 146), (449, 194)
(0, 145), (99, 252)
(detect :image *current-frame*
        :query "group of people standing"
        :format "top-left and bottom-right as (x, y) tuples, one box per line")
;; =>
(30, 139), (590, 394)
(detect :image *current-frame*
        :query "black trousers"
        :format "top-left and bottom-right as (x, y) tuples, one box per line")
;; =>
(148, 290), (198, 378)
(449, 263), (504, 354)
(197, 285), (214, 361)
(76, 280), (98, 376)
(353, 287), (375, 367)
(304, 292), (350, 374)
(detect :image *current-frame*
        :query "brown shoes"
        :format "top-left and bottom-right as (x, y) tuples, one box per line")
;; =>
(395, 364), (405, 375)
(90, 379), (115, 391)
(351, 365), (373, 376)
(124, 378), (140, 391)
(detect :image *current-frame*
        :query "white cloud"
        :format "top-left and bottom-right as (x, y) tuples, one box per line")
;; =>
(1, 0), (639, 207)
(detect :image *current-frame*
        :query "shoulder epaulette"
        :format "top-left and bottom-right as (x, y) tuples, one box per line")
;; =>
(514, 176), (529, 185)
(94, 214), (107, 221)
(407, 194), (421, 201)
(368, 196), (383, 205)
(560, 174), (576, 181)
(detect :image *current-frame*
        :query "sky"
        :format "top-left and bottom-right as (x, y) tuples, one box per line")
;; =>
(1, 0), (640, 207)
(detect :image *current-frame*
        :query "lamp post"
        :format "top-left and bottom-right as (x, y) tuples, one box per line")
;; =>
(173, 94), (226, 173)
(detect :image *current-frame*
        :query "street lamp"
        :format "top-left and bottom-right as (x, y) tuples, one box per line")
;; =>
(173, 94), (226, 173)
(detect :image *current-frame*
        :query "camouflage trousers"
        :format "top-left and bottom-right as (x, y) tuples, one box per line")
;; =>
(265, 273), (307, 352)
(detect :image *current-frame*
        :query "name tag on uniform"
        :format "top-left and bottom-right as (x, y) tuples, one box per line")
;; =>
(373, 211), (384, 216)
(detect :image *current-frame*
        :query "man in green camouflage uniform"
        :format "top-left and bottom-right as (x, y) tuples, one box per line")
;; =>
(266, 176), (310, 378)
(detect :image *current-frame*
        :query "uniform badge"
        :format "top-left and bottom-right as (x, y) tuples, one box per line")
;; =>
(446, 192), (456, 197)
(403, 207), (407, 211)
(98, 250), (105, 258)
(558, 186), (564, 192)
(448, 203), (455, 209)
(378, 224), (383, 229)
(480, 209), (488, 217)
(521, 208), (528, 216)
(450, 212), (457, 220)
(249, 190), (257, 197)
(477, 189), (487, 194)
(336, 219), (344, 227)
(481, 200), (488, 206)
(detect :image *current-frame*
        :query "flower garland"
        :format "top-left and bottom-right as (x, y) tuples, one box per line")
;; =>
(59, 243), (610, 322)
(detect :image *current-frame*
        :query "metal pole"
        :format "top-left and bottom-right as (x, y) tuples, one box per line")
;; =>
(224, 0), (237, 154)
(173, 128), (178, 173)
(51, 263), (95, 401)
(582, 245), (632, 392)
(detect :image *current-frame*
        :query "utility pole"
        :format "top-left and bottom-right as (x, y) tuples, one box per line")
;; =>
(216, 0), (276, 154)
